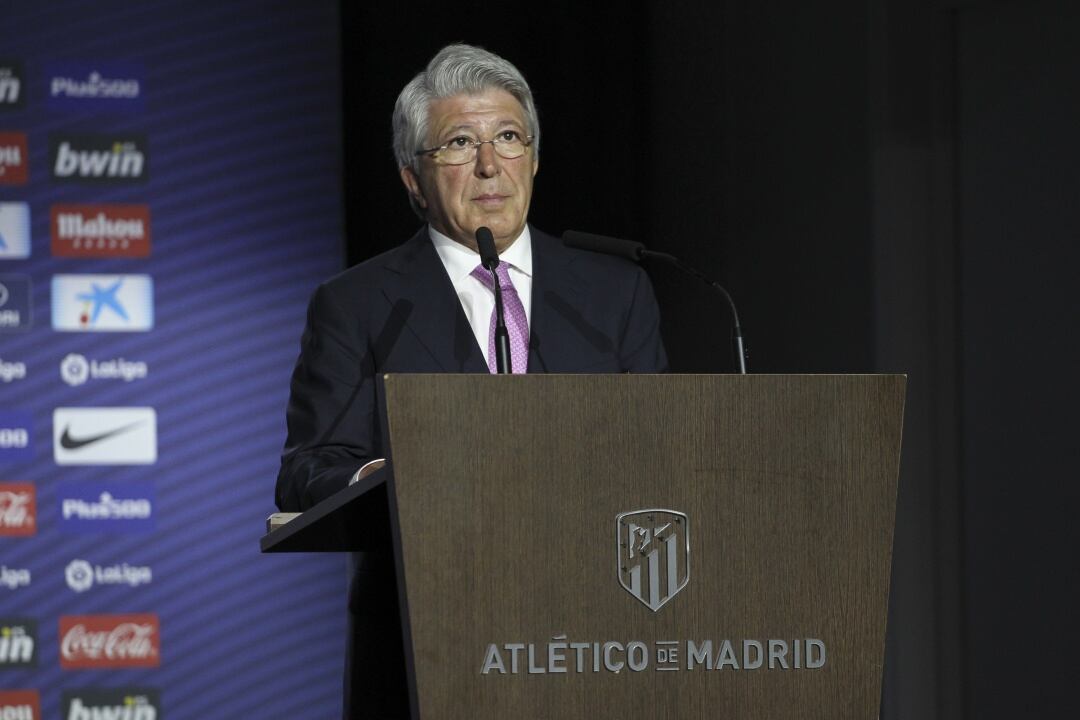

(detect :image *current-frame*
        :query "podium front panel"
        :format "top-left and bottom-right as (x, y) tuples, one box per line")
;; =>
(382, 374), (904, 720)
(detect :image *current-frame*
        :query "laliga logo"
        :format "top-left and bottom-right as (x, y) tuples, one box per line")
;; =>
(64, 558), (152, 592)
(617, 509), (690, 612)
(61, 353), (89, 386)
(65, 559), (94, 592)
(0, 358), (26, 383)
(0, 566), (30, 590)
(60, 353), (148, 386)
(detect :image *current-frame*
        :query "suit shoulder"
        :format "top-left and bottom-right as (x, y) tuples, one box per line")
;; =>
(317, 233), (425, 299)
(531, 228), (644, 278)
(565, 245), (644, 276)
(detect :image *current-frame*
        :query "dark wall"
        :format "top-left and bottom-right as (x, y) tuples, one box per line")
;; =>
(646, 2), (875, 375)
(956, 2), (1080, 716)
(339, 2), (1079, 717)
(341, 2), (875, 375)
(339, 2), (653, 266)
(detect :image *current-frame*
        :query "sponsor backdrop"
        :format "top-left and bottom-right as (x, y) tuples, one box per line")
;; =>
(1, 1), (346, 716)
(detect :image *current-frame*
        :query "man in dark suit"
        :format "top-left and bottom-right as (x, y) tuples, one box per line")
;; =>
(275, 44), (666, 718)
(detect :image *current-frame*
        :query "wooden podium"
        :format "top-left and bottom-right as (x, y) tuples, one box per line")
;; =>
(262, 374), (905, 719)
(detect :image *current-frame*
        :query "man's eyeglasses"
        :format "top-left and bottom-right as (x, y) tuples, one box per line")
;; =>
(415, 131), (534, 166)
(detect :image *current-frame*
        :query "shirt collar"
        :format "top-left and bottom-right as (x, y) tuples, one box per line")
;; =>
(429, 225), (533, 284)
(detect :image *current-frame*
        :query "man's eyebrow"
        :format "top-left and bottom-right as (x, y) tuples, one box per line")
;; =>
(439, 119), (526, 135)
(439, 124), (478, 136)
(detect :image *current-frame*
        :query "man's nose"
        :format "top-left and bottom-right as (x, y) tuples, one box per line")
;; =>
(474, 141), (500, 178)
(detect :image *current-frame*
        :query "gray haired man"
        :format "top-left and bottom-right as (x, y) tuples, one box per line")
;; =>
(276, 43), (666, 718)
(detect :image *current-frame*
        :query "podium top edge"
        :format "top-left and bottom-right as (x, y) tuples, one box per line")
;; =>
(380, 373), (909, 379)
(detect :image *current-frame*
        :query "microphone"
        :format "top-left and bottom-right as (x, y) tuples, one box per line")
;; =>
(563, 231), (646, 262)
(562, 230), (748, 374)
(475, 227), (512, 373)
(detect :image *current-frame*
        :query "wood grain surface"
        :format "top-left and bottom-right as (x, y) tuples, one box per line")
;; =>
(383, 374), (905, 720)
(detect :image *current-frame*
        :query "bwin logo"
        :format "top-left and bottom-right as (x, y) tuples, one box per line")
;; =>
(0, 619), (36, 667)
(0, 73), (19, 105)
(54, 142), (143, 179)
(51, 135), (147, 184)
(0, 63), (23, 108)
(63, 689), (160, 720)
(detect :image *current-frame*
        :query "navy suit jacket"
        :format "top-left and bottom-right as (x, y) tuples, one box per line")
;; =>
(275, 225), (667, 512)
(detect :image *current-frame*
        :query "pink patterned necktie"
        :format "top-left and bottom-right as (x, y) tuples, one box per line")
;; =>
(470, 263), (529, 374)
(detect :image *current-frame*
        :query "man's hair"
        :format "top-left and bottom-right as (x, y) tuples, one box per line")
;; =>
(392, 43), (540, 177)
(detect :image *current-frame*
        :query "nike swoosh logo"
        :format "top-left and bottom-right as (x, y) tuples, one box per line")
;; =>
(60, 421), (145, 450)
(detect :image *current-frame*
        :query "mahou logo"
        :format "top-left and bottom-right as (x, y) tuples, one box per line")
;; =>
(51, 204), (151, 257)
(49, 134), (147, 184)
(0, 132), (28, 185)
(59, 614), (159, 669)
(0, 690), (40, 720)
(0, 482), (35, 537)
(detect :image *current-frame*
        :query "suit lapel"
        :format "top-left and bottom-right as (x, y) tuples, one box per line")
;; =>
(528, 227), (587, 373)
(380, 229), (488, 373)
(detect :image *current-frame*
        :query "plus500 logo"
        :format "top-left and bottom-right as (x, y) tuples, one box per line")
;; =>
(0, 411), (32, 463)
(0, 428), (28, 448)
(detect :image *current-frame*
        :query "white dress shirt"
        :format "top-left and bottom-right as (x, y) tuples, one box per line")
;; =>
(429, 224), (533, 367)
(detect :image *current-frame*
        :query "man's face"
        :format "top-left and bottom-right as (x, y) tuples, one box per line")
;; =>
(401, 88), (538, 252)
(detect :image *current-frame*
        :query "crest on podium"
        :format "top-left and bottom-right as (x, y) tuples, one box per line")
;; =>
(616, 509), (690, 612)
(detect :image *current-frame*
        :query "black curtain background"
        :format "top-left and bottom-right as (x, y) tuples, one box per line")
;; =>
(338, 1), (1079, 717)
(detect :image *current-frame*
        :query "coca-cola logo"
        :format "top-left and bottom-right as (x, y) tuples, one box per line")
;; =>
(0, 483), (35, 537)
(58, 614), (159, 669)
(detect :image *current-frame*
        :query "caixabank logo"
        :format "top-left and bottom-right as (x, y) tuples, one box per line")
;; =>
(0, 690), (40, 720)
(46, 61), (144, 112)
(0, 61), (25, 110)
(57, 481), (155, 534)
(49, 134), (147, 184)
(0, 482), (35, 537)
(59, 614), (160, 669)
(0, 619), (37, 668)
(62, 688), (159, 720)
(52, 274), (153, 332)
(51, 204), (151, 257)
(0, 131), (28, 185)
(0, 202), (31, 259)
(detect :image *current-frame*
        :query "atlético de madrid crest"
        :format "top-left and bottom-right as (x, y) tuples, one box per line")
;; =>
(616, 509), (689, 612)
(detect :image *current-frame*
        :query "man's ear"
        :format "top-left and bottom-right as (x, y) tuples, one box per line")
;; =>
(399, 166), (427, 209)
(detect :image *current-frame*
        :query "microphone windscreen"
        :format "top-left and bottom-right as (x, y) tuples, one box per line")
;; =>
(562, 230), (645, 262)
(475, 227), (499, 269)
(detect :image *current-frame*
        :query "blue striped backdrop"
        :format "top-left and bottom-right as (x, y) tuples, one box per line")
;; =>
(1, 1), (348, 716)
